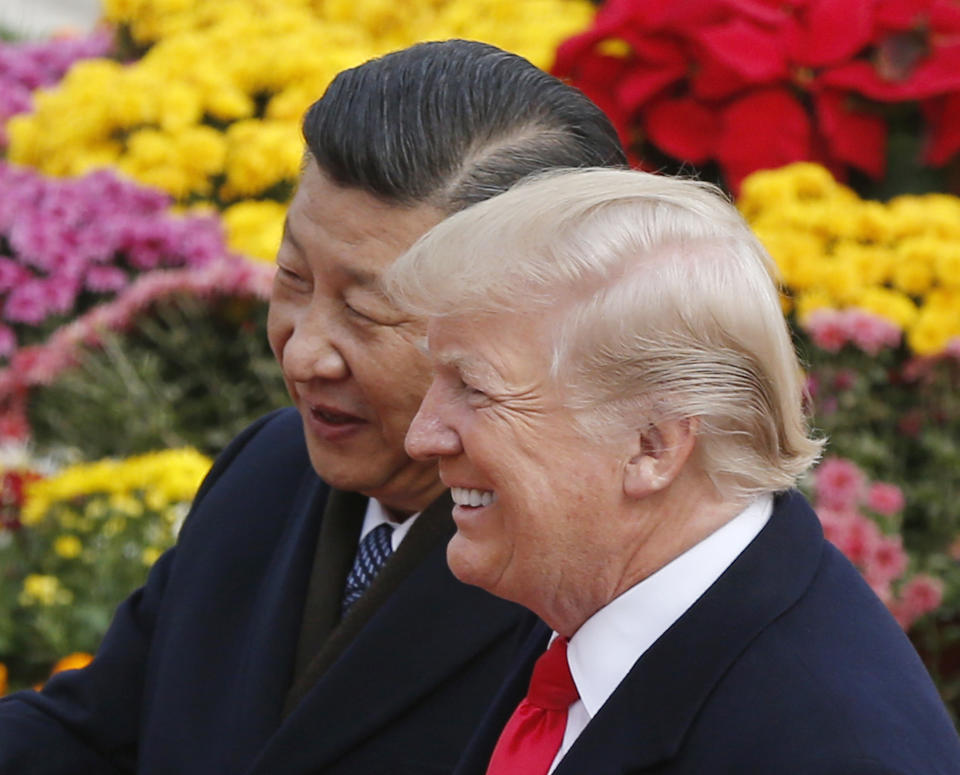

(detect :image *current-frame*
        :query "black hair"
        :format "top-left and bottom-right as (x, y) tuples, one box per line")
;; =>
(302, 39), (627, 212)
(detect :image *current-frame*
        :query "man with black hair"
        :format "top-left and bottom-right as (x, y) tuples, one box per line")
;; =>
(0, 40), (626, 774)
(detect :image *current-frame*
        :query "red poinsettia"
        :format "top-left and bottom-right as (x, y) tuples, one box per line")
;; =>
(553, 0), (960, 189)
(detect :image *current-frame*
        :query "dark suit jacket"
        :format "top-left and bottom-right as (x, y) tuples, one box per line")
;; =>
(0, 408), (535, 774)
(455, 491), (960, 775)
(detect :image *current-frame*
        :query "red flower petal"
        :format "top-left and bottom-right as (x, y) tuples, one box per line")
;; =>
(722, 0), (793, 27)
(797, 0), (876, 66)
(815, 90), (887, 178)
(644, 97), (718, 162)
(822, 45), (960, 100)
(697, 17), (789, 81)
(553, 38), (631, 90)
(923, 92), (960, 165)
(621, 34), (687, 69)
(553, 30), (607, 76)
(691, 48), (752, 99)
(628, 0), (727, 31)
(929, 0), (960, 33)
(617, 65), (687, 112)
(717, 88), (812, 189)
(875, 0), (931, 29)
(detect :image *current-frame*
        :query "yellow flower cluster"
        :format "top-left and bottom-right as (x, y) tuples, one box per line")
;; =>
(19, 574), (73, 607)
(8, 0), (594, 261)
(21, 448), (211, 527)
(739, 163), (960, 356)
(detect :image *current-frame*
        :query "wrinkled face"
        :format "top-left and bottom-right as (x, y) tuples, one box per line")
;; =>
(405, 311), (630, 624)
(268, 161), (446, 515)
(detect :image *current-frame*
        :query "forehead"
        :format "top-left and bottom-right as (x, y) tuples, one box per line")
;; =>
(284, 161), (444, 282)
(426, 312), (555, 381)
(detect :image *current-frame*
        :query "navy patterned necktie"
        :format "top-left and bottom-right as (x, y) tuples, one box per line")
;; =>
(341, 522), (395, 614)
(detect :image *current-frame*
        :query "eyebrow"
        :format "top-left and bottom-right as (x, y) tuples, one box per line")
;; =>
(435, 350), (500, 387)
(280, 217), (304, 258)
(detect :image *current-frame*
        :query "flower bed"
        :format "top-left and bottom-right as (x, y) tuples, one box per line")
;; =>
(552, 0), (960, 190)
(0, 448), (210, 687)
(7, 0), (596, 260)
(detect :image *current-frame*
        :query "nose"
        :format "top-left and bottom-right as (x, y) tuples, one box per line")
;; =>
(405, 380), (462, 460)
(281, 307), (350, 384)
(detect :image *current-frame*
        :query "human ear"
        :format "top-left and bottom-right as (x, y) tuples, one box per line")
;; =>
(623, 417), (699, 500)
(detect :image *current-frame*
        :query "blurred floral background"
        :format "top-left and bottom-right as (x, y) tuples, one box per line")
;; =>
(1, 0), (958, 722)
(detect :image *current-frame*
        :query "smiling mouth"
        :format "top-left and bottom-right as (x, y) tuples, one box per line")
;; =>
(450, 487), (495, 508)
(310, 405), (364, 425)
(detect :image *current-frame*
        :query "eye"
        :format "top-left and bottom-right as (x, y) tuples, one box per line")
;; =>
(276, 263), (309, 289)
(344, 301), (379, 324)
(460, 378), (491, 407)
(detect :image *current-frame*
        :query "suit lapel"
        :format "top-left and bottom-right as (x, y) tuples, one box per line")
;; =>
(220, 469), (330, 755)
(453, 622), (552, 775)
(284, 488), (366, 714)
(555, 491), (825, 773)
(247, 493), (527, 774)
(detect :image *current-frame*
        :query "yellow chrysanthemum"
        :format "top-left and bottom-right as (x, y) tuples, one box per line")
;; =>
(794, 289), (836, 322)
(14, 0), (596, 205)
(142, 547), (164, 566)
(934, 244), (960, 289)
(19, 575), (72, 607)
(851, 287), (918, 330)
(223, 200), (288, 262)
(22, 449), (211, 527)
(741, 163), (960, 356)
(53, 535), (83, 559)
(220, 120), (304, 201)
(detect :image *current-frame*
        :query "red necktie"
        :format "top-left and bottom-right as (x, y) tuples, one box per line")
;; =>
(485, 637), (580, 775)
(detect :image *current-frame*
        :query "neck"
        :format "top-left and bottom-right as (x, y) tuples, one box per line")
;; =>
(545, 477), (746, 639)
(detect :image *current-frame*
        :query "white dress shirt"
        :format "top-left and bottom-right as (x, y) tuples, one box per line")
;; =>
(359, 497), (419, 551)
(548, 494), (774, 773)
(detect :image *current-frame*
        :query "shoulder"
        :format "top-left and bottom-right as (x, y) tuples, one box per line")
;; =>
(178, 407), (325, 543)
(693, 540), (960, 770)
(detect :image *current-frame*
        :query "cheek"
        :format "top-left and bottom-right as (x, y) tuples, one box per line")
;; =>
(373, 343), (433, 411)
(266, 299), (291, 362)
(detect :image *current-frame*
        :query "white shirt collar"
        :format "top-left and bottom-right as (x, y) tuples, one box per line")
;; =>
(359, 497), (419, 552)
(566, 494), (773, 718)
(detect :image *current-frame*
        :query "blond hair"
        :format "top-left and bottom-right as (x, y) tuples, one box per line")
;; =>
(387, 168), (823, 500)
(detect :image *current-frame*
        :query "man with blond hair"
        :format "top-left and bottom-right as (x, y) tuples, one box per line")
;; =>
(390, 168), (960, 774)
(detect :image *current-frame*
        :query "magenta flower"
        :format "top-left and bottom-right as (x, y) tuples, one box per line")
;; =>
(864, 534), (909, 588)
(813, 456), (866, 511)
(85, 266), (129, 293)
(845, 309), (901, 355)
(806, 309), (848, 352)
(0, 257), (273, 395)
(4, 279), (49, 324)
(804, 307), (901, 355)
(866, 482), (906, 517)
(891, 575), (945, 630)
(0, 161), (234, 358)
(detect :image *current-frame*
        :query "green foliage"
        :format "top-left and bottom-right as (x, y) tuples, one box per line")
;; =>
(27, 294), (290, 459)
(1, 486), (177, 686)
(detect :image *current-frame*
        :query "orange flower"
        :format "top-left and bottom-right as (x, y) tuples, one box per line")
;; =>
(50, 652), (93, 676)
(0, 662), (7, 696)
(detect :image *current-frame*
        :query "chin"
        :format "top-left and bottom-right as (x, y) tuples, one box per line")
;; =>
(305, 443), (372, 490)
(446, 536), (500, 595)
